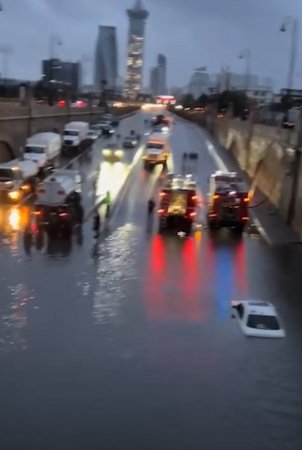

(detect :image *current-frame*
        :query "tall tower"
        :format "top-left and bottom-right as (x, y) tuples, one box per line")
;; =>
(124, 0), (149, 99)
(94, 26), (118, 92)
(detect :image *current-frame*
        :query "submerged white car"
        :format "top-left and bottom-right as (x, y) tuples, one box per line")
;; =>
(231, 300), (285, 338)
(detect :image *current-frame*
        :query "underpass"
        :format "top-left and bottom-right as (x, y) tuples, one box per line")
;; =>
(0, 109), (302, 450)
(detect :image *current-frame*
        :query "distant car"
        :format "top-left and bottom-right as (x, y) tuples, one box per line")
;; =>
(231, 300), (285, 338)
(87, 130), (99, 141)
(123, 136), (139, 148)
(90, 124), (103, 136)
(101, 124), (115, 137)
(153, 124), (169, 134)
(102, 143), (124, 160)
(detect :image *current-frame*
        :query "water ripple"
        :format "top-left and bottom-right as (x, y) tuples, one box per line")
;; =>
(92, 224), (141, 324)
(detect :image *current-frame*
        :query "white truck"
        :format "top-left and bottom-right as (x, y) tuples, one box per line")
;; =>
(33, 169), (83, 238)
(0, 159), (39, 203)
(143, 133), (171, 170)
(63, 121), (89, 152)
(24, 132), (62, 174)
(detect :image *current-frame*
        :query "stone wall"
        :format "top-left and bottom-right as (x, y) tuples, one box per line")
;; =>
(0, 105), (138, 161)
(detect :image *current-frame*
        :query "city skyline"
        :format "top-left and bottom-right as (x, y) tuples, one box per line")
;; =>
(1, 0), (302, 90)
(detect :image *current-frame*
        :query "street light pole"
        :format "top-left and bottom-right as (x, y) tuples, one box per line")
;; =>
(280, 16), (299, 95)
(239, 49), (251, 91)
(49, 34), (62, 60)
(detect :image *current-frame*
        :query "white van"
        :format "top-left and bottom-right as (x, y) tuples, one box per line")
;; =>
(63, 122), (89, 151)
(24, 132), (61, 172)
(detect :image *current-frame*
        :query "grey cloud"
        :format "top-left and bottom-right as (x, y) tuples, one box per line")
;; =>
(2, 0), (302, 88)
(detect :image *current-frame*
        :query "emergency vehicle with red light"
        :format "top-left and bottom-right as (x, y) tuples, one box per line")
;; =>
(207, 171), (249, 233)
(158, 174), (199, 234)
(33, 169), (83, 238)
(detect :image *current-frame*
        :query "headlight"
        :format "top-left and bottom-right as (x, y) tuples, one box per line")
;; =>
(8, 190), (21, 201)
(114, 150), (124, 158)
(102, 149), (112, 156)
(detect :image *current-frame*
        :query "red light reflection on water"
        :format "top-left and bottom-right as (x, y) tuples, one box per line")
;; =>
(144, 235), (204, 322)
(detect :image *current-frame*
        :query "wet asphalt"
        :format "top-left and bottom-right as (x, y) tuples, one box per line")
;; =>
(0, 110), (302, 450)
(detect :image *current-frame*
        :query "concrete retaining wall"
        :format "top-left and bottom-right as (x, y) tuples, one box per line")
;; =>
(0, 106), (138, 161)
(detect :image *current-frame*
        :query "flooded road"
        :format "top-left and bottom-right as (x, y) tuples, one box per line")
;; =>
(1, 112), (302, 450)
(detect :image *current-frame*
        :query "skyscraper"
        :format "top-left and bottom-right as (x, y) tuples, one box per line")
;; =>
(124, 0), (149, 99)
(150, 66), (160, 96)
(94, 26), (118, 92)
(157, 54), (167, 94)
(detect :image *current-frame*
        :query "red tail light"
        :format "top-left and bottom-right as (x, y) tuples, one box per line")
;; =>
(192, 195), (197, 201)
(158, 209), (164, 214)
(159, 191), (167, 197)
(244, 197), (249, 203)
(190, 212), (197, 217)
(33, 210), (41, 216)
(31, 223), (37, 232)
(59, 212), (69, 218)
(213, 194), (219, 200)
(241, 216), (249, 221)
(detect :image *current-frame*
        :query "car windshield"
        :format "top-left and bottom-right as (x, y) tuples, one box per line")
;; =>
(147, 143), (163, 150)
(247, 314), (281, 330)
(24, 146), (45, 154)
(64, 130), (78, 136)
(0, 168), (13, 180)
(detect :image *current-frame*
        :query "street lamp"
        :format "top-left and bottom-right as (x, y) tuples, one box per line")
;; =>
(49, 34), (63, 60)
(238, 49), (251, 91)
(280, 16), (299, 94)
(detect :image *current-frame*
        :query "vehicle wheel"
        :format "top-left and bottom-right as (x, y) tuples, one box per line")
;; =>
(234, 224), (244, 235)
(143, 161), (150, 170)
(185, 221), (193, 235)
(63, 224), (73, 239)
(207, 220), (216, 231)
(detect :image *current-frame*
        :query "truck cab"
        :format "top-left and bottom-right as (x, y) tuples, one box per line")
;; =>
(0, 159), (39, 203)
(207, 171), (249, 233)
(143, 133), (170, 170)
(63, 122), (89, 151)
(33, 169), (83, 238)
(158, 174), (199, 234)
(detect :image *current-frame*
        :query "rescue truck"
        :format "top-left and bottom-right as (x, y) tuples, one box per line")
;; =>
(33, 169), (83, 238)
(158, 174), (199, 234)
(143, 133), (170, 170)
(207, 171), (249, 233)
(0, 159), (39, 203)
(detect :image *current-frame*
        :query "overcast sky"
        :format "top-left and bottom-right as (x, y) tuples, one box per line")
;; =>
(2, 0), (302, 89)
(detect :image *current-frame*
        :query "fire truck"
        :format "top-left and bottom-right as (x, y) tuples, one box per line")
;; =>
(207, 171), (249, 233)
(32, 169), (84, 238)
(158, 174), (199, 234)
